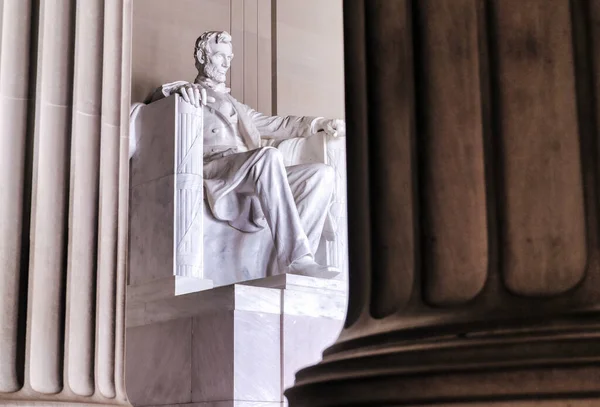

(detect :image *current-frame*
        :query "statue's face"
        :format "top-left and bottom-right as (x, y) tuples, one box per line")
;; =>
(204, 42), (233, 83)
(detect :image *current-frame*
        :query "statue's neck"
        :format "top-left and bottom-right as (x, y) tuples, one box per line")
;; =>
(194, 74), (230, 94)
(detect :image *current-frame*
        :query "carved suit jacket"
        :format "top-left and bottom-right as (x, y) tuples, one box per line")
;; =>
(146, 80), (324, 233)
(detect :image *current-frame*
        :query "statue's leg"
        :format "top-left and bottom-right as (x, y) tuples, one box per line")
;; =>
(244, 147), (313, 268)
(285, 163), (335, 254)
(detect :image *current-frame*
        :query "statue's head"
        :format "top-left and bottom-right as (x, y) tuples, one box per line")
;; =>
(194, 31), (233, 83)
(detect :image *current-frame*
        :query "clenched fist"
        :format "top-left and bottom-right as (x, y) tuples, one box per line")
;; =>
(314, 118), (346, 138)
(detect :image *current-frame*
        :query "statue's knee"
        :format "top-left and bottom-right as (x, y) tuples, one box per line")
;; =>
(315, 164), (335, 184)
(261, 147), (284, 165)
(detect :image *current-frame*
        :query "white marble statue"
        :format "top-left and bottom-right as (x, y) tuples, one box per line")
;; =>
(144, 31), (346, 278)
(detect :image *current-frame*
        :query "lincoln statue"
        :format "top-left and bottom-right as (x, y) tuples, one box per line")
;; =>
(145, 31), (346, 278)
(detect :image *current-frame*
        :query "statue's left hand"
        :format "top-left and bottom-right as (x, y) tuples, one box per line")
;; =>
(323, 119), (346, 138)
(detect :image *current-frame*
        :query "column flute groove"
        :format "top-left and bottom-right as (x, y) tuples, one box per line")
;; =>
(64, 0), (105, 397)
(114, 0), (132, 398)
(96, 0), (124, 400)
(26, 0), (76, 395)
(0, 0), (33, 394)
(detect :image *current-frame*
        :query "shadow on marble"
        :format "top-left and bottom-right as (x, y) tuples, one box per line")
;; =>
(129, 175), (175, 287)
(190, 310), (281, 403)
(126, 318), (193, 406)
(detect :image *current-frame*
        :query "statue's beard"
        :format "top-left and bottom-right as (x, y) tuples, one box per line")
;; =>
(203, 64), (227, 83)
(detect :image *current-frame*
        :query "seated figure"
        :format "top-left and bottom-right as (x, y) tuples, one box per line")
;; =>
(140, 31), (346, 279)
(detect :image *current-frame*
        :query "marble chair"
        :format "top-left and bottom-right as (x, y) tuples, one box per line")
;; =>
(128, 94), (347, 297)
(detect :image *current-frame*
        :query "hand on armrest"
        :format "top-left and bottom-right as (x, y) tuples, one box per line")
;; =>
(143, 81), (215, 107)
(175, 83), (216, 108)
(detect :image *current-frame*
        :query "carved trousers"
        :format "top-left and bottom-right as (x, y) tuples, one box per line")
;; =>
(241, 147), (335, 268)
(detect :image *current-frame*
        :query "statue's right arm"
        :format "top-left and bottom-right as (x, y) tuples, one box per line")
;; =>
(143, 81), (190, 104)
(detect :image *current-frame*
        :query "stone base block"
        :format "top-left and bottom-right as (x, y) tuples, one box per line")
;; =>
(125, 275), (346, 406)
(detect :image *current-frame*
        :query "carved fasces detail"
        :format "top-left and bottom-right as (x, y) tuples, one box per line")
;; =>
(175, 104), (204, 279)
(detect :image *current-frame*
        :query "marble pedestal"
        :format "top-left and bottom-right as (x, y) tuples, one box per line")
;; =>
(125, 274), (346, 407)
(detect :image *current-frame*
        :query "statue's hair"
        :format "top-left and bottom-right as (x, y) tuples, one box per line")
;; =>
(194, 31), (232, 72)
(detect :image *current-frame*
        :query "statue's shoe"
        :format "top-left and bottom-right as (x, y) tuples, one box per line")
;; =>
(287, 257), (340, 279)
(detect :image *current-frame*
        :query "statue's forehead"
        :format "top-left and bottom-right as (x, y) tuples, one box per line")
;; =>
(211, 42), (233, 55)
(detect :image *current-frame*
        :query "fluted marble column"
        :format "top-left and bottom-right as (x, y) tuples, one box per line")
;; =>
(0, 0), (132, 405)
(286, 0), (600, 405)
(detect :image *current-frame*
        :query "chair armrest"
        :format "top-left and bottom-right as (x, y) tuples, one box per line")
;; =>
(275, 134), (327, 166)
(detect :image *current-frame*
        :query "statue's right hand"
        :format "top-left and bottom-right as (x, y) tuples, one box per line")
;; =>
(177, 84), (215, 108)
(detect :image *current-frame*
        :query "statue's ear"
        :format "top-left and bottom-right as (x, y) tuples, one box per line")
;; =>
(195, 49), (205, 65)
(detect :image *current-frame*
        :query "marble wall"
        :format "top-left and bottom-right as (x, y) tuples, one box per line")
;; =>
(275, 0), (345, 119)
